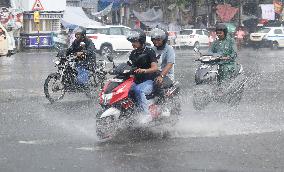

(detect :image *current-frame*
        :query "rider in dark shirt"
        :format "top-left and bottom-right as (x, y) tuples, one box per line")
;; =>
(129, 46), (157, 84)
(127, 29), (158, 124)
(66, 27), (96, 86)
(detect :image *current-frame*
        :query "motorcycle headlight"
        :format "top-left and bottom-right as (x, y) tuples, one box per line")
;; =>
(53, 59), (60, 65)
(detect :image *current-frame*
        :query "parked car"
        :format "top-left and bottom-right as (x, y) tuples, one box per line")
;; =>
(0, 23), (14, 57)
(85, 25), (153, 57)
(250, 27), (284, 49)
(174, 29), (210, 48)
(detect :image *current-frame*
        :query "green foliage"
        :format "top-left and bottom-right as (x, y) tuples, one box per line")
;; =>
(176, 0), (202, 6)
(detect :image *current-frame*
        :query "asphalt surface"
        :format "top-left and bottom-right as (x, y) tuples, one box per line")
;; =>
(0, 48), (284, 172)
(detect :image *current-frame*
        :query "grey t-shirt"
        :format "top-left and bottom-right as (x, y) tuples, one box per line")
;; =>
(152, 44), (175, 81)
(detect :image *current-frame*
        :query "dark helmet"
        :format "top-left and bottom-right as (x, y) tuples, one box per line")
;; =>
(215, 23), (228, 37)
(127, 28), (146, 45)
(150, 28), (168, 49)
(74, 27), (86, 38)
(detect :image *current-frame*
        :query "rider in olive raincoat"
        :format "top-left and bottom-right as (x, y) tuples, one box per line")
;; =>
(208, 24), (237, 82)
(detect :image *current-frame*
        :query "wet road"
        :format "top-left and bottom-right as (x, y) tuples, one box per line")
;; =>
(0, 48), (284, 172)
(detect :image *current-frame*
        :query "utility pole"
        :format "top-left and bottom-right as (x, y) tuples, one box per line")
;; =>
(238, 0), (241, 26)
(238, 0), (242, 27)
(206, 0), (210, 27)
(33, 11), (40, 50)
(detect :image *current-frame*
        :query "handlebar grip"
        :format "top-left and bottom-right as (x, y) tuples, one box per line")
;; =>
(130, 67), (138, 74)
(108, 70), (115, 75)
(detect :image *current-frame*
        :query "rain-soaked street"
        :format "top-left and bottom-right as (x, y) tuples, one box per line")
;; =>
(1, 48), (284, 172)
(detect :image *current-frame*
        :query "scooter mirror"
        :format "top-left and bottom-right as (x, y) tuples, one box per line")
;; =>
(193, 47), (200, 53)
(127, 61), (132, 66)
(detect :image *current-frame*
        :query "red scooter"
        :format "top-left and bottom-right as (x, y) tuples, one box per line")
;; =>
(96, 57), (181, 140)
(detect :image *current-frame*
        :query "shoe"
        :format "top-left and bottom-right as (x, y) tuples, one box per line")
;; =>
(149, 104), (161, 118)
(138, 114), (153, 125)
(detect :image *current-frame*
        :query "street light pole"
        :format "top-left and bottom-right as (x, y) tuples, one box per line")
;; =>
(238, 0), (241, 26)
(206, 0), (210, 27)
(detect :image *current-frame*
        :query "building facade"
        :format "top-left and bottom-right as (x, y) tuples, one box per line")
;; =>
(13, 0), (66, 48)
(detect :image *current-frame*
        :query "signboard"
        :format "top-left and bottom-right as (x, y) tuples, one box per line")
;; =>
(33, 11), (40, 23)
(16, 0), (66, 11)
(32, 0), (44, 11)
(22, 35), (53, 48)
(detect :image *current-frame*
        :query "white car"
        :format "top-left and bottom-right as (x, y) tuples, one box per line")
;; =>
(175, 29), (210, 48)
(0, 23), (14, 57)
(86, 25), (153, 57)
(250, 27), (284, 49)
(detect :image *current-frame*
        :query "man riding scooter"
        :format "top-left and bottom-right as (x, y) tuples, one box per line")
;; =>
(66, 27), (96, 88)
(150, 28), (175, 94)
(127, 29), (158, 124)
(208, 24), (238, 82)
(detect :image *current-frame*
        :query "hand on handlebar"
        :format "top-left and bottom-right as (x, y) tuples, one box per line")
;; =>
(134, 68), (146, 74)
(75, 52), (86, 60)
(220, 56), (230, 60)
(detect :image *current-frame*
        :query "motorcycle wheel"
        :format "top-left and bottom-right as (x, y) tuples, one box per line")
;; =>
(85, 73), (99, 99)
(44, 73), (65, 103)
(96, 112), (116, 140)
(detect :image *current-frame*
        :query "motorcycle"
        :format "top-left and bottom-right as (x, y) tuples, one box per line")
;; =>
(192, 47), (247, 110)
(95, 57), (181, 140)
(44, 46), (107, 103)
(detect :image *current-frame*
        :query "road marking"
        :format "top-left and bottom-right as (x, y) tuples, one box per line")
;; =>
(76, 146), (102, 152)
(18, 140), (47, 145)
(124, 153), (141, 157)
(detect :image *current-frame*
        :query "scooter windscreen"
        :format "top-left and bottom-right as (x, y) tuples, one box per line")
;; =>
(198, 54), (221, 63)
(112, 63), (134, 75)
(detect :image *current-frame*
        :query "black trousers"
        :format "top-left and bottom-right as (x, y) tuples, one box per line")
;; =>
(153, 75), (173, 96)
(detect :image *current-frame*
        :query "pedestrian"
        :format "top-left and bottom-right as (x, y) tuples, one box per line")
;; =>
(209, 31), (217, 46)
(235, 26), (246, 50)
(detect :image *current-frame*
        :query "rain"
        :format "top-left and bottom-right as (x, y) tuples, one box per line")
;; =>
(1, 0), (284, 172)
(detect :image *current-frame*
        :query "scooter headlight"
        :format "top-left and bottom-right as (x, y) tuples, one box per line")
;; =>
(101, 92), (113, 105)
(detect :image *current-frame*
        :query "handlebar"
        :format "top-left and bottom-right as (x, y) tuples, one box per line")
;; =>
(195, 55), (222, 63)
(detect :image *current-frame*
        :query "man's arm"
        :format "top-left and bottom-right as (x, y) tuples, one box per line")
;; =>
(229, 38), (238, 60)
(83, 39), (95, 57)
(66, 41), (76, 56)
(222, 38), (237, 61)
(135, 48), (158, 74)
(161, 47), (175, 76)
(208, 41), (216, 54)
(160, 63), (173, 76)
(144, 62), (158, 73)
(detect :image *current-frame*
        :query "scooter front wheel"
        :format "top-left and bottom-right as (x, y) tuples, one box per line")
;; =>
(44, 73), (65, 103)
(96, 113), (116, 140)
(228, 85), (244, 106)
